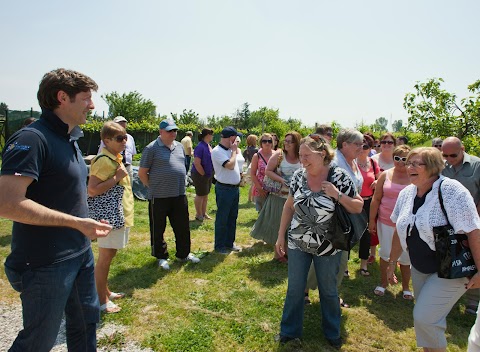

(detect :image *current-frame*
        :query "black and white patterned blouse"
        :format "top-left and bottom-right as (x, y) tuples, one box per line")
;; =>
(288, 166), (357, 256)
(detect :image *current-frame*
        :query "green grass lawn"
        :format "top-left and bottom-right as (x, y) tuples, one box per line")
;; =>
(0, 186), (474, 351)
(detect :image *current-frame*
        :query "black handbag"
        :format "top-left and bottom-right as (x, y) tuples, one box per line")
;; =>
(87, 155), (126, 230)
(325, 167), (368, 251)
(433, 180), (477, 279)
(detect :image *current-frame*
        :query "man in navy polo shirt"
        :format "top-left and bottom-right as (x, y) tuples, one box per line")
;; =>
(0, 68), (113, 351)
(138, 118), (200, 270)
(211, 126), (243, 254)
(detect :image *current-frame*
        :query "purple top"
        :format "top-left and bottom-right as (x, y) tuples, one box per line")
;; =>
(192, 140), (213, 177)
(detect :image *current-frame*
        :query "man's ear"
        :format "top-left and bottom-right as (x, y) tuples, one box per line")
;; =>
(56, 90), (68, 105)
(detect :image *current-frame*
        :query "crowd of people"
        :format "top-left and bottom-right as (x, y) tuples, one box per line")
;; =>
(2, 68), (480, 351)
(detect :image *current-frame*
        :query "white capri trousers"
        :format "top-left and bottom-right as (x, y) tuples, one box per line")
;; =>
(97, 227), (130, 249)
(411, 266), (467, 348)
(377, 221), (411, 265)
(468, 308), (480, 351)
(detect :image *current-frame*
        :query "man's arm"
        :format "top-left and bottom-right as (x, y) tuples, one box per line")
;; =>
(138, 167), (150, 187)
(0, 175), (112, 239)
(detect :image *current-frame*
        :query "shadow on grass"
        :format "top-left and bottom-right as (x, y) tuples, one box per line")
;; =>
(237, 241), (274, 257)
(183, 251), (228, 274)
(0, 234), (12, 248)
(246, 258), (288, 287)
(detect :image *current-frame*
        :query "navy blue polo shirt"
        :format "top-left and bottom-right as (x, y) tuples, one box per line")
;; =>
(2, 109), (90, 271)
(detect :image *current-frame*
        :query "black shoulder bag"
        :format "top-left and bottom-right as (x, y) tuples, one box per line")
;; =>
(433, 180), (477, 279)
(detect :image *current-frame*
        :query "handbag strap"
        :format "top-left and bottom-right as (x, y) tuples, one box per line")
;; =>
(257, 152), (268, 165)
(437, 179), (451, 226)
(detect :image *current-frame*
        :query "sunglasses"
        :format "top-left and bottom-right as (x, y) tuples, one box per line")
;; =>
(111, 135), (128, 142)
(362, 144), (370, 150)
(380, 140), (394, 145)
(373, 144), (381, 148)
(167, 129), (178, 133)
(394, 156), (407, 162)
(261, 139), (273, 144)
(442, 153), (459, 158)
(434, 144), (442, 148)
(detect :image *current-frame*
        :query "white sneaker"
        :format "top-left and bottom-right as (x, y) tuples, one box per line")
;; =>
(184, 253), (200, 264)
(158, 259), (170, 270)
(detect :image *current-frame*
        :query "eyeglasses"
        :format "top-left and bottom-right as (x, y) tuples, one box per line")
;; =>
(111, 135), (128, 142)
(434, 144), (442, 148)
(262, 139), (273, 144)
(325, 132), (333, 137)
(284, 140), (294, 144)
(442, 153), (459, 158)
(362, 144), (370, 150)
(380, 140), (394, 145)
(167, 129), (178, 133)
(394, 156), (407, 162)
(406, 161), (426, 168)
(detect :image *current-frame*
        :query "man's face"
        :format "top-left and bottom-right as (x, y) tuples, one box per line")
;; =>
(322, 130), (333, 143)
(61, 90), (94, 126)
(159, 128), (178, 144)
(441, 143), (464, 167)
(117, 121), (127, 129)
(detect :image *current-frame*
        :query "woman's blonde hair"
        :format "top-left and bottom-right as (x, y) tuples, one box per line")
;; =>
(246, 134), (258, 147)
(300, 136), (335, 166)
(100, 121), (126, 141)
(393, 145), (411, 156)
(259, 133), (273, 147)
(406, 147), (445, 177)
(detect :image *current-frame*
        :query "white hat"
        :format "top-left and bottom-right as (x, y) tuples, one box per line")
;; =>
(113, 116), (127, 123)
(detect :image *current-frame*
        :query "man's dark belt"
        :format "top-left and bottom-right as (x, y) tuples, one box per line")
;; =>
(216, 181), (239, 188)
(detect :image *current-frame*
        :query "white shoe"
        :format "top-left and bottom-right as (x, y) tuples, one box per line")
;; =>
(182, 253), (200, 264)
(158, 259), (170, 270)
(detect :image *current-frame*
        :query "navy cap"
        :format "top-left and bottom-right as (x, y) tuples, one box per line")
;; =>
(159, 119), (178, 131)
(221, 126), (243, 138)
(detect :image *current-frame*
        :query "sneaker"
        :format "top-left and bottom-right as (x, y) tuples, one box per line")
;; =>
(228, 244), (242, 252)
(158, 259), (170, 270)
(178, 253), (200, 264)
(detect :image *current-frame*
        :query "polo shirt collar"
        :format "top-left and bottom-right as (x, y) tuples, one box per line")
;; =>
(101, 147), (123, 164)
(40, 109), (84, 141)
(219, 143), (229, 151)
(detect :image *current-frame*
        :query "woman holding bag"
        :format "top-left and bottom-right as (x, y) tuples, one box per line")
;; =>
(250, 133), (274, 212)
(388, 147), (480, 351)
(88, 121), (134, 313)
(250, 131), (301, 260)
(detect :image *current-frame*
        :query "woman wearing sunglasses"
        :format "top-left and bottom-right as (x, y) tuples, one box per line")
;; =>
(88, 121), (134, 313)
(250, 133), (274, 212)
(371, 132), (396, 172)
(369, 145), (412, 299)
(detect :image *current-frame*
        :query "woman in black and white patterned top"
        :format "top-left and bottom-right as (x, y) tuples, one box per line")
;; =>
(274, 136), (363, 348)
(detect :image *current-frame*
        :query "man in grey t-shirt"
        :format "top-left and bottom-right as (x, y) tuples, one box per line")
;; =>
(138, 119), (200, 270)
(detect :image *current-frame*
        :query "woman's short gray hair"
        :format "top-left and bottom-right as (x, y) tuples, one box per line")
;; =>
(336, 129), (364, 150)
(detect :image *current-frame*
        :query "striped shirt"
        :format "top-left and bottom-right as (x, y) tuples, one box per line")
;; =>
(140, 137), (186, 199)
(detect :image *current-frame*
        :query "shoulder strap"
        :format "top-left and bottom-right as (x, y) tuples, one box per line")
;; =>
(257, 152), (267, 165)
(370, 157), (379, 179)
(92, 154), (118, 166)
(276, 150), (284, 168)
(437, 179), (450, 224)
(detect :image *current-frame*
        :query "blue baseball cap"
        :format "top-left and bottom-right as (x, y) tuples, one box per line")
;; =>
(159, 119), (178, 131)
(221, 126), (243, 138)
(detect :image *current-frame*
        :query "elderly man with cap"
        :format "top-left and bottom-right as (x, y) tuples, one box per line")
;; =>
(138, 118), (200, 270)
(211, 126), (243, 254)
(181, 131), (194, 173)
(98, 116), (137, 184)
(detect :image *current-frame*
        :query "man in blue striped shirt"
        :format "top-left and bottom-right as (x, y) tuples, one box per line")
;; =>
(138, 119), (200, 270)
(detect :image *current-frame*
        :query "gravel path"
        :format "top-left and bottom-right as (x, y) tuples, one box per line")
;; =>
(0, 303), (152, 352)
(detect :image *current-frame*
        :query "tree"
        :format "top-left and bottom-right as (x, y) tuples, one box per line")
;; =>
(392, 120), (403, 132)
(175, 109), (200, 125)
(370, 117), (388, 133)
(233, 102), (252, 130)
(0, 102), (8, 116)
(403, 78), (480, 139)
(102, 91), (157, 123)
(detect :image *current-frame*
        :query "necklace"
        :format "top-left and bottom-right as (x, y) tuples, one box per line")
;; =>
(357, 159), (370, 169)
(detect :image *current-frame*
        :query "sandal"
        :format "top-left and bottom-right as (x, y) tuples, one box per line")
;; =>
(367, 255), (376, 264)
(339, 298), (350, 308)
(195, 215), (204, 221)
(304, 292), (311, 305)
(374, 286), (386, 296)
(108, 292), (125, 300)
(402, 290), (414, 301)
(203, 214), (213, 220)
(360, 269), (370, 277)
(100, 301), (121, 314)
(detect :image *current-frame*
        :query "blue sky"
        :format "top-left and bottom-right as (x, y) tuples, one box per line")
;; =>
(1, 0), (479, 129)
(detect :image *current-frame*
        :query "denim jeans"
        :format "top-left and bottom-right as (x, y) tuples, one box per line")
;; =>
(214, 183), (239, 250)
(280, 248), (342, 340)
(5, 248), (99, 352)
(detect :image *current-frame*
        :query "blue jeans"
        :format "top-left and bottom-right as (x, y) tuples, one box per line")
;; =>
(214, 183), (239, 250)
(280, 248), (342, 340)
(5, 248), (99, 352)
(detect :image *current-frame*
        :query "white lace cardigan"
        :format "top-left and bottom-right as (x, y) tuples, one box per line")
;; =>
(391, 175), (480, 252)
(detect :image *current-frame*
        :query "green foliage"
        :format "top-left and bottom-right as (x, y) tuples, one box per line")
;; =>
(404, 78), (480, 140)
(370, 117), (388, 133)
(102, 91), (157, 123)
(392, 119), (403, 132)
(172, 109), (201, 125)
(0, 102), (7, 115)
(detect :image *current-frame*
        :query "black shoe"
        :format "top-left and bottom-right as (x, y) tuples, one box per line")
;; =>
(327, 337), (343, 349)
(274, 334), (301, 346)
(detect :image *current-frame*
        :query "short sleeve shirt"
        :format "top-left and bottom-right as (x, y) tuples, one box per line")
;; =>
(442, 153), (480, 205)
(288, 167), (358, 256)
(211, 144), (241, 185)
(192, 141), (213, 177)
(181, 136), (193, 156)
(140, 138), (186, 199)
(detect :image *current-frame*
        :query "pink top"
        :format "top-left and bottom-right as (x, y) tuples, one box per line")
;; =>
(359, 158), (380, 197)
(253, 150), (269, 196)
(378, 171), (407, 227)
